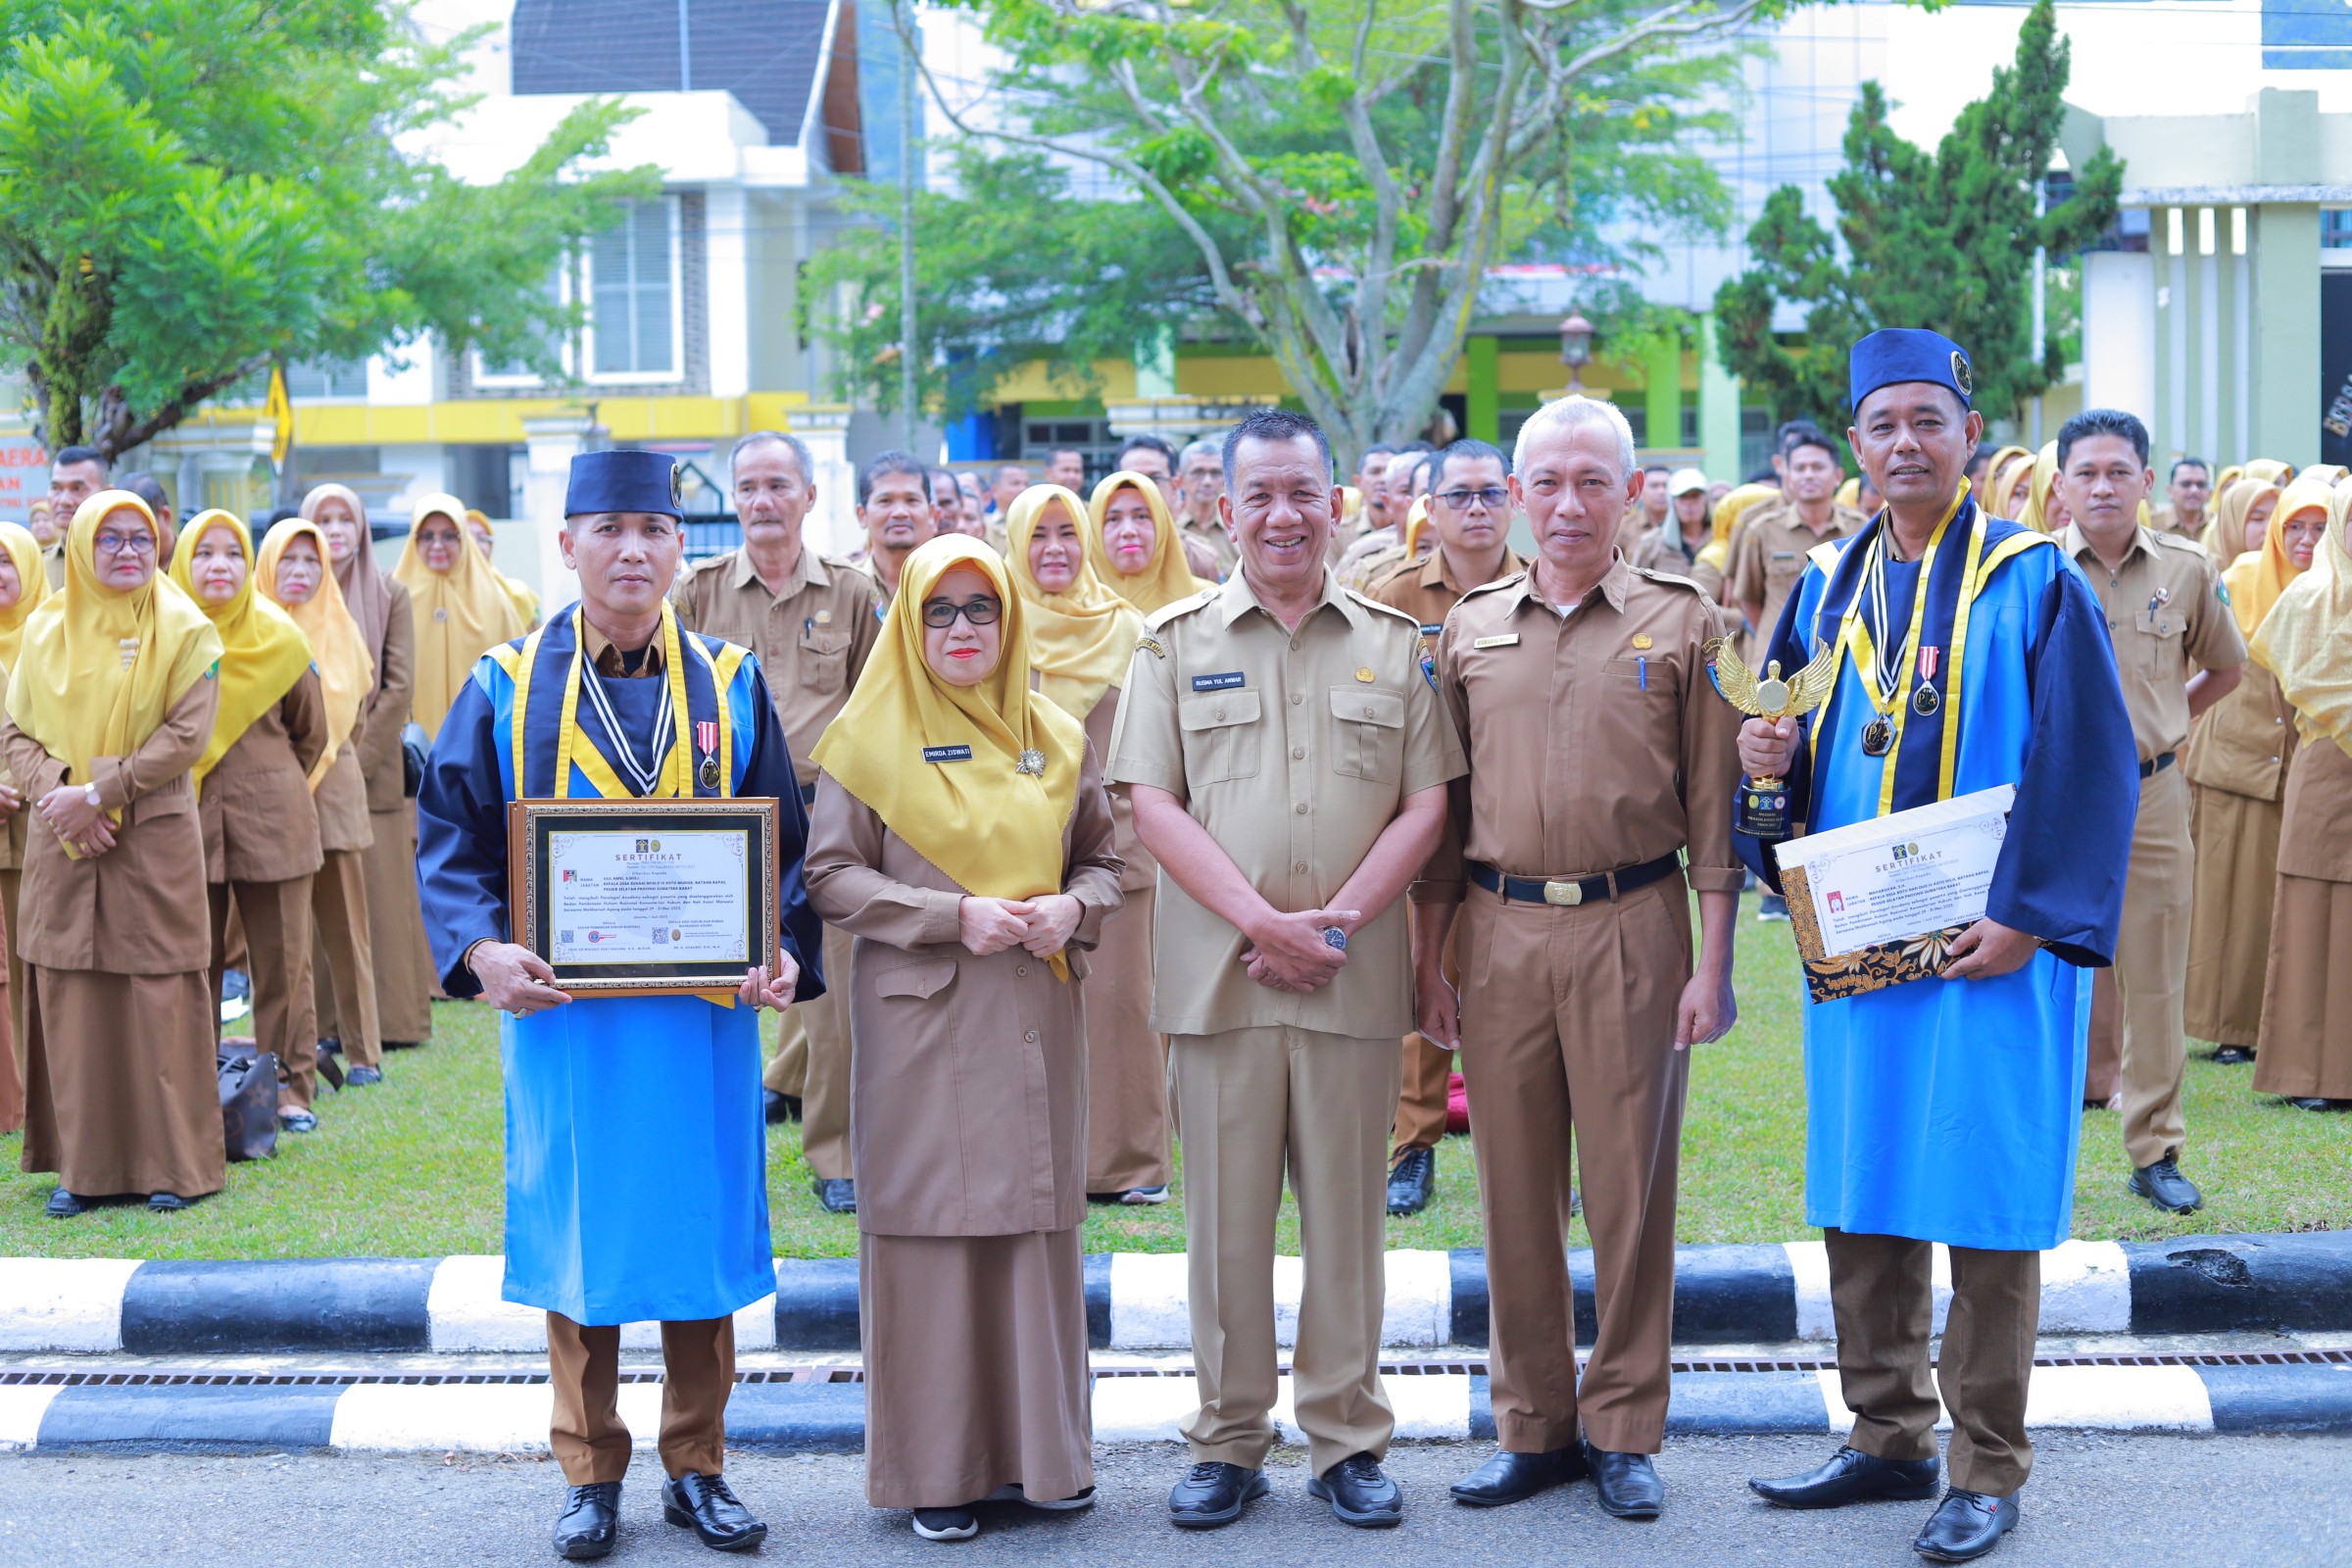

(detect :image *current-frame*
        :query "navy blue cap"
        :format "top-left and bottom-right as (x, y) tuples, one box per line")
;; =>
(564, 450), (683, 520)
(1849, 328), (1973, 412)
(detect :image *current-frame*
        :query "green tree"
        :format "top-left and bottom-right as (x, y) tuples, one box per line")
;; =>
(0, 0), (657, 459)
(896, 0), (1774, 456)
(1713, 0), (2121, 432)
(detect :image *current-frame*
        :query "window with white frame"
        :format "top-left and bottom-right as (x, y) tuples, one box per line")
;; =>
(586, 198), (680, 381)
(284, 356), (370, 400)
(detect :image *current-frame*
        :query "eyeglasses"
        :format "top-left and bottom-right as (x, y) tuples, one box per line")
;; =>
(1435, 487), (1508, 512)
(920, 595), (1003, 628)
(93, 532), (155, 556)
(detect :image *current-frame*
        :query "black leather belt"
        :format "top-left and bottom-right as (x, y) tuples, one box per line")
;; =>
(2139, 752), (2175, 780)
(1469, 852), (1683, 908)
(800, 783), (817, 806)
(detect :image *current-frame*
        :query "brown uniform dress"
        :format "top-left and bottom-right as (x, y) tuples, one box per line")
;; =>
(1104, 569), (1464, 1474)
(1418, 558), (1740, 1455)
(671, 542), (883, 1181)
(2182, 661), (2297, 1049)
(2061, 523), (2246, 1164)
(203, 671), (328, 1109)
(1727, 500), (1867, 646)
(1368, 543), (1527, 1169)
(2253, 733), (2352, 1099)
(804, 751), (1123, 1509)
(8, 678), (223, 1200)
(0, 734), (30, 1132)
(1079, 686), (1170, 1194)
(308, 734), (380, 1069)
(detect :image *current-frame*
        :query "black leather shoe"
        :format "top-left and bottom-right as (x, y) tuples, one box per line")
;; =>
(2128, 1155), (2202, 1213)
(812, 1177), (856, 1214)
(662, 1472), (766, 1551)
(2212, 1046), (2254, 1065)
(1912, 1488), (2019, 1561)
(553, 1481), (620, 1560)
(1449, 1445), (1588, 1506)
(382, 1039), (424, 1051)
(1387, 1148), (1436, 1216)
(148, 1192), (191, 1212)
(1308, 1451), (1402, 1528)
(1167, 1461), (1268, 1529)
(1750, 1445), (1940, 1509)
(2290, 1097), (2347, 1111)
(45, 1188), (84, 1217)
(1580, 1442), (1662, 1519)
(763, 1089), (801, 1123)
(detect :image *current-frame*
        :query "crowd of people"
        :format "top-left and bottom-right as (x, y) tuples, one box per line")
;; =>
(4, 323), (2348, 1564)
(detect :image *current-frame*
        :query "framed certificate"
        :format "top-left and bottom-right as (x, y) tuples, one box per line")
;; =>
(508, 798), (780, 996)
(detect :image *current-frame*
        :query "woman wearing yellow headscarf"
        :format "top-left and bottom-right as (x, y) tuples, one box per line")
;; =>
(0, 520), (51, 1129)
(395, 491), (525, 738)
(2014, 443), (2062, 532)
(172, 511), (331, 1130)
(1985, 450), (2035, 520)
(466, 507), (542, 631)
(1005, 485), (1167, 1202)
(259, 517), (387, 1087)
(2201, 477), (2281, 565)
(1088, 469), (1213, 615)
(2181, 479), (2328, 1065)
(4, 491), (224, 1213)
(806, 535), (1122, 1539)
(2248, 486), (2352, 1107)
(1697, 482), (1774, 654)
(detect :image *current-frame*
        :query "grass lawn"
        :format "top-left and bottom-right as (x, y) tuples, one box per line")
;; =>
(4, 892), (2345, 1260)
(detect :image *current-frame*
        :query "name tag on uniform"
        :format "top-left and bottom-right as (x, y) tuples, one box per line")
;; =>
(1770, 550), (1798, 560)
(1418, 624), (1443, 637)
(1472, 634), (1519, 649)
(922, 745), (973, 763)
(1192, 671), (1246, 691)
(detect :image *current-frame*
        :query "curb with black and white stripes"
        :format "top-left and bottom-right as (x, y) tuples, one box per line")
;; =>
(8, 1231), (2350, 1355)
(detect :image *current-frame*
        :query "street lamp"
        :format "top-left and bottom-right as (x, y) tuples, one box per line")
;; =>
(1558, 311), (1594, 393)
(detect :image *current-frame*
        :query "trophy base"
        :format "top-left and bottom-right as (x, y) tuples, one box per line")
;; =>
(1736, 778), (1794, 840)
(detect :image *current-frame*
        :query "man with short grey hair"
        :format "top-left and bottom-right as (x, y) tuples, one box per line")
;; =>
(1178, 437), (1237, 577)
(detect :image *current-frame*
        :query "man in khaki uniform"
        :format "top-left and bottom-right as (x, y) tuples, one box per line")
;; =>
(1417, 398), (1740, 1521)
(2151, 456), (2211, 540)
(1728, 427), (1865, 646)
(1106, 408), (1461, 1533)
(851, 453), (938, 611)
(672, 431), (883, 1214)
(1625, 467), (1712, 574)
(2055, 410), (2243, 1216)
(1364, 436), (1525, 1217)
(1178, 437), (1239, 578)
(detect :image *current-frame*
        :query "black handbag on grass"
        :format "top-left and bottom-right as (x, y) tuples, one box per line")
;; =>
(217, 1038), (280, 1162)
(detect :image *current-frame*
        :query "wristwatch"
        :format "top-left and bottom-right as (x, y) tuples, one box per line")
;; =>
(81, 783), (100, 809)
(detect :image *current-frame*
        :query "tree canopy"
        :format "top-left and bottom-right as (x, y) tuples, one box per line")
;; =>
(0, 0), (657, 459)
(1712, 0), (2121, 433)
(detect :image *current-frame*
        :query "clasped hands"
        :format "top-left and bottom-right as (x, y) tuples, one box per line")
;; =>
(958, 894), (1083, 958)
(466, 941), (800, 1015)
(36, 782), (112, 857)
(1240, 906), (1361, 994)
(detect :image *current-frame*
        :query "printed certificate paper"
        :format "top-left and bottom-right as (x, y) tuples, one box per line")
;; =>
(1772, 783), (2017, 1003)
(546, 828), (752, 965)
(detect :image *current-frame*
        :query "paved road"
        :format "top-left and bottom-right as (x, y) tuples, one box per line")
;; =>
(3, 1433), (2346, 1567)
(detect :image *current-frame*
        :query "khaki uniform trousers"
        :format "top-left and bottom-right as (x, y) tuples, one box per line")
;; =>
(309, 849), (381, 1069)
(208, 876), (318, 1111)
(1169, 1024), (1399, 1476)
(546, 1311), (735, 1486)
(2110, 764), (2192, 1168)
(1825, 1230), (2039, 1496)
(1391, 927), (1458, 1163)
(760, 922), (854, 1179)
(1457, 875), (1690, 1455)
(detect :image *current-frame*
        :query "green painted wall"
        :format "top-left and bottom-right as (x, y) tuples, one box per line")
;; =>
(2252, 204), (2322, 466)
(1697, 313), (1742, 482)
(1644, 336), (1682, 453)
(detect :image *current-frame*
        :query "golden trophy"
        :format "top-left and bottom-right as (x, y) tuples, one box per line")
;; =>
(1706, 638), (1839, 838)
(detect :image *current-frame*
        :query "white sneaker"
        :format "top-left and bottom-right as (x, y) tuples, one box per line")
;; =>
(1121, 1184), (1172, 1205)
(911, 1507), (978, 1541)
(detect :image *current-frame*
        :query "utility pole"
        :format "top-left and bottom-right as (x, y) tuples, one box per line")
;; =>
(2030, 170), (2046, 448)
(896, 0), (920, 455)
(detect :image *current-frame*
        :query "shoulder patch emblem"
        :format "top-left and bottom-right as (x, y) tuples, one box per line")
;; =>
(1137, 635), (1167, 660)
(2216, 581), (2231, 606)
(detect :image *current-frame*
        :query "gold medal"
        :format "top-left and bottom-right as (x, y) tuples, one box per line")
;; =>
(1862, 717), (1893, 757)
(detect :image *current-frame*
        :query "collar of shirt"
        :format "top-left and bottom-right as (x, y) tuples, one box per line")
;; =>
(1494, 553), (1633, 619)
(2059, 520), (2156, 574)
(578, 619), (665, 679)
(1215, 564), (1365, 632)
(1418, 543), (1524, 597)
(726, 540), (828, 597)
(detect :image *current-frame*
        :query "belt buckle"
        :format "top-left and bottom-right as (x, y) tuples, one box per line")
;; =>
(1543, 879), (1583, 906)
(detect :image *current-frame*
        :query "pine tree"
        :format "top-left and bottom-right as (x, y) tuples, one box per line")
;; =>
(1714, 0), (2122, 431)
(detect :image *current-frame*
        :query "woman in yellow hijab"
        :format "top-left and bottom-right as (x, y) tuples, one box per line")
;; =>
(172, 511), (332, 1130)
(1004, 484), (1169, 1201)
(2015, 443), (2063, 532)
(2181, 478), (2328, 1065)
(1985, 450), (2035, 520)
(2246, 487), (2352, 1105)
(396, 491), (525, 737)
(258, 517), (387, 1086)
(805, 535), (1122, 1538)
(5, 491), (225, 1213)
(0, 520), (46, 1130)
(2202, 478), (2280, 565)
(466, 507), (542, 631)
(1088, 469), (1213, 615)
(1697, 482), (1775, 650)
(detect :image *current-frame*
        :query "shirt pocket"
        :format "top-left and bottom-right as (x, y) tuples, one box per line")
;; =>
(797, 628), (852, 694)
(2134, 604), (2183, 643)
(1178, 689), (1263, 784)
(1328, 686), (1405, 784)
(872, 956), (957, 1001)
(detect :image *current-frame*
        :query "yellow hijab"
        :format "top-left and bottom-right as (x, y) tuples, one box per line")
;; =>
(257, 518), (374, 789)
(2244, 458), (2295, 488)
(0, 519), (54, 670)
(1985, 452), (2034, 521)
(1834, 477), (1861, 512)
(1004, 484), (1145, 720)
(395, 491), (525, 738)
(1086, 470), (1212, 615)
(9, 493), (223, 838)
(2222, 478), (2323, 639)
(1983, 444), (2030, 490)
(169, 511), (318, 791)
(810, 536), (1088, 977)
(2250, 484), (2352, 759)
(2016, 443), (2060, 532)
(1698, 483), (1777, 573)
(1399, 495), (1434, 560)
(2204, 478), (2281, 565)
(468, 508), (542, 630)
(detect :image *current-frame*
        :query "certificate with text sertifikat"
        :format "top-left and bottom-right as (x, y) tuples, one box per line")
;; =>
(1774, 784), (2017, 961)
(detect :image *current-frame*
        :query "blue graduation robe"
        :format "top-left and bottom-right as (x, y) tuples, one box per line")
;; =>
(416, 607), (826, 1324)
(1737, 496), (2137, 1251)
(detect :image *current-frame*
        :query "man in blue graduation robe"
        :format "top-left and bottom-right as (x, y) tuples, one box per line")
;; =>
(417, 450), (825, 1561)
(1733, 332), (2136, 1564)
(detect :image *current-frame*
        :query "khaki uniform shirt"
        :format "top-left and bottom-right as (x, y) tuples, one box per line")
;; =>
(1182, 516), (1239, 578)
(1417, 560), (1740, 901)
(671, 544), (884, 790)
(1626, 517), (1706, 575)
(201, 668), (328, 885)
(1727, 501), (1867, 644)
(2061, 522), (2247, 763)
(2150, 504), (2205, 540)
(1368, 544), (1529, 654)
(1103, 571), (1465, 1038)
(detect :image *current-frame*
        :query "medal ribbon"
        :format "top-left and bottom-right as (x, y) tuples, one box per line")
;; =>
(1819, 481), (1970, 816)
